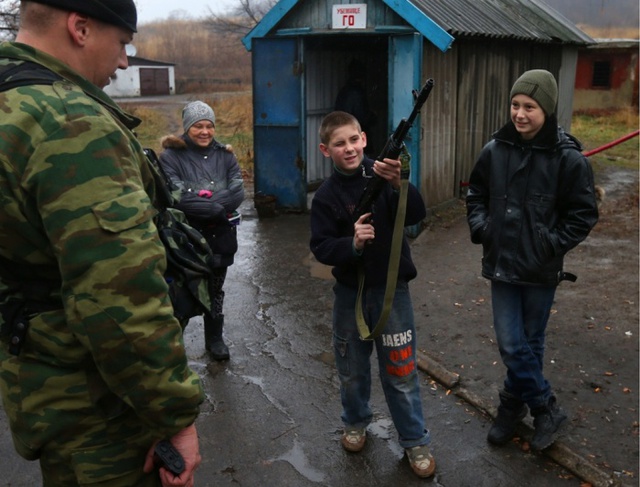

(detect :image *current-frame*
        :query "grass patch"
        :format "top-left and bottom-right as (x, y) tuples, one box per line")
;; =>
(203, 93), (254, 177)
(122, 94), (255, 177)
(119, 104), (170, 153)
(571, 108), (639, 170)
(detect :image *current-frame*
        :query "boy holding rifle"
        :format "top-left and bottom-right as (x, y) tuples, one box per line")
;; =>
(310, 111), (434, 478)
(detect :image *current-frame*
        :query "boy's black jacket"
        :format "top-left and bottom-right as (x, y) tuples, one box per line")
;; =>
(466, 117), (599, 285)
(310, 157), (427, 288)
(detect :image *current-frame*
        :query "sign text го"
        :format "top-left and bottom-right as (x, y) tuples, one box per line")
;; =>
(332, 4), (367, 29)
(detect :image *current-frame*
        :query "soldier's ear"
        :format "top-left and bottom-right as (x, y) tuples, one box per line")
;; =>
(67, 12), (91, 47)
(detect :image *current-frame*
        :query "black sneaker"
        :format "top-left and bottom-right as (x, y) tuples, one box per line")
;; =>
(531, 397), (568, 451)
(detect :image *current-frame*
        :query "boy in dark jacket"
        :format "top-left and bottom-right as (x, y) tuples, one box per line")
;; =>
(310, 111), (434, 478)
(466, 70), (599, 451)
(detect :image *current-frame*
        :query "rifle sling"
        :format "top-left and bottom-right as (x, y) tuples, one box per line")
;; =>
(355, 179), (408, 341)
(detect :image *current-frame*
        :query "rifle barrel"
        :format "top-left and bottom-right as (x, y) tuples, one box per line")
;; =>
(353, 78), (434, 220)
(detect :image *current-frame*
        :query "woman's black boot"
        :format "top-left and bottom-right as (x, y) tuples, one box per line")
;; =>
(204, 314), (230, 361)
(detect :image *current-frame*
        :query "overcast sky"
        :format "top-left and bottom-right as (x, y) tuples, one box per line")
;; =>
(135, 0), (238, 24)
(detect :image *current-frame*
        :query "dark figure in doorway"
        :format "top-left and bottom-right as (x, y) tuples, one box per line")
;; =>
(335, 59), (377, 140)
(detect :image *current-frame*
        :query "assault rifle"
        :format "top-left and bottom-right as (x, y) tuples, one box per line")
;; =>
(352, 78), (434, 221)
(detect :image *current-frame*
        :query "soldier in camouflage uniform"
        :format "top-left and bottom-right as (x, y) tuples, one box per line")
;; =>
(0, 1), (203, 486)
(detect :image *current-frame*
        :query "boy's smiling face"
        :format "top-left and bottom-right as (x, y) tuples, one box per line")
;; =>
(319, 123), (367, 174)
(511, 94), (546, 140)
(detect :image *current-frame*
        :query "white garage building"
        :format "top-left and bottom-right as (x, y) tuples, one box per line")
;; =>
(103, 56), (176, 98)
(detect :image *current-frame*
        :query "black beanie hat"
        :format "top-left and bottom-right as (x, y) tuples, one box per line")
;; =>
(510, 69), (558, 115)
(28, 0), (137, 32)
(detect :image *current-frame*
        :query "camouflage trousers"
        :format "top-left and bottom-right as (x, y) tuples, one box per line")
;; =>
(36, 406), (162, 486)
(0, 347), (164, 486)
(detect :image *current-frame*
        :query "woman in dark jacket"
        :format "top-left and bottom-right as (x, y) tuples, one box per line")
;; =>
(466, 70), (599, 451)
(159, 101), (244, 360)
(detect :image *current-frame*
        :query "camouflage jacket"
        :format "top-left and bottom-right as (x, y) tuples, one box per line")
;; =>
(0, 42), (203, 458)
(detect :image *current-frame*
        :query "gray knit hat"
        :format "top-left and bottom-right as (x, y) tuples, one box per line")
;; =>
(182, 101), (215, 132)
(510, 69), (558, 115)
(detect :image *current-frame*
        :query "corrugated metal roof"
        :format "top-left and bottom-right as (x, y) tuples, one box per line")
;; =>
(409, 0), (594, 44)
(242, 0), (594, 51)
(589, 38), (639, 49)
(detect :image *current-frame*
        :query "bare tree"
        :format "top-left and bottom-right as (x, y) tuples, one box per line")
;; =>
(0, 0), (19, 41)
(204, 0), (277, 38)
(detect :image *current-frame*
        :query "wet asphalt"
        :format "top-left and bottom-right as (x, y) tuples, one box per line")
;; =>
(1, 196), (591, 486)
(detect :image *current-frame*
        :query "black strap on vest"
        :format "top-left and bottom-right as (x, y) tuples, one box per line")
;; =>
(0, 61), (61, 91)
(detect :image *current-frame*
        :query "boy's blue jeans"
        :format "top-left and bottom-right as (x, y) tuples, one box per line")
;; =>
(491, 280), (557, 409)
(332, 281), (430, 449)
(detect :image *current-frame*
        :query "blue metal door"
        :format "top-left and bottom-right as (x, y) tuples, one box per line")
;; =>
(389, 34), (423, 236)
(388, 33), (423, 190)
(252, 38), (306, 209)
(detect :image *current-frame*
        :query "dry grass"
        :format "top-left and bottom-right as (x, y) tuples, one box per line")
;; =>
(122, 94), (255, 176)
(120, 103), (172, 153)
(572, 108), (640, 169)
(204, 93), (254, 176)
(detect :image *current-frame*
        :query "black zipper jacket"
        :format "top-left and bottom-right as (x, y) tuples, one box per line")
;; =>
(310, 157), (427, 288)
(466, 116), (599, 286)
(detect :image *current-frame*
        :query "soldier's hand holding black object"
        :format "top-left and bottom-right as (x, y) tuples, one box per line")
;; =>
(145, 423), (201, 487)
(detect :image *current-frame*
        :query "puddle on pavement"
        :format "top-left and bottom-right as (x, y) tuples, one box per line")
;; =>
(368, 417), (404, 457)
(243, 374), (293, 421)
(197, 391), (218, 416)
(272, 439), (326, 483)
(187, 360), (209, 377)
(368, 417), (394, 441)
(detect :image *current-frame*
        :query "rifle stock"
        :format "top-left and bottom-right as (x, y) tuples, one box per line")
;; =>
(352, 78), (434, 220)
